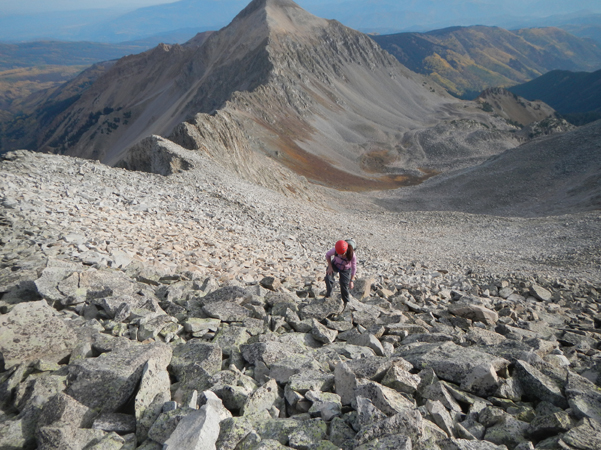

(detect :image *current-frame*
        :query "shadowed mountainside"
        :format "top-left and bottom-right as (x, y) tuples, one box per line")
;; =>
(508, 69), (601, 125)
(372, 25), (601, 98)
(377, 120), (601, 217)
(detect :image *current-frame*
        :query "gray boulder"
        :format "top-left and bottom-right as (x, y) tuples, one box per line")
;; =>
(184, 318), (221, 334)
(397, 342), (509, 395)
(36, 425), (107, 450)
(350, 277), (374, 300)
(559, 417), (601, 450)
(299, 297), (344, 321)
(65, 342), (172, 414)
(14, 370), (68, 412)
(92, 413), (136, 433)
(354, 433), (412, 450)
(448, 303), (498, 325)
(483, 415), (530, 449)
(347, 333), (386, 356)
(565, 371), (601, 422)
(421, 381), (463, 413)
(33, 259), (79, 303)
(135, 357), (172, 442)
(513, 360), (568, 408)
(311, 319), (338, 344)
(269, 356), (323, 384)
(306, 390), (342, 421)
(529, 285), (552, 301)
(439, 439), (510, 449)
(59, 268), (140, 307)
(200, 286), (251, 304)
(354, 381), (415, 416)
(426, 399), (455, 437)
(36, 392), (98, 431)
(170, 341), (222, 383)
(381, 362), (421, 394)
(0, 300), (78, 369)
(353, 396), (388, 430)
(527, 410), (571, 440)
(288, 418), (328, 448)
(203, 301), (252, 322)
(163, 391), (231, 450)
(0, 404), (42, 450)
(241, 333), (318, 366)
(354, 408), (423, 445)
(242, 379), (282, 416)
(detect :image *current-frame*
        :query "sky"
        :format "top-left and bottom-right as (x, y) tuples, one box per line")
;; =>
(3, 0), (600, 16)
(2, 0), (600, 43)
(0, 0), (176, 15)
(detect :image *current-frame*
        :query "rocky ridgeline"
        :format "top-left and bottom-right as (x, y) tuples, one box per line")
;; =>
(1, 150), (601, 450)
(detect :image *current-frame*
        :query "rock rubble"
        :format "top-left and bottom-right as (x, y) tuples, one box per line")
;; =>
(1, 149), (601, 450)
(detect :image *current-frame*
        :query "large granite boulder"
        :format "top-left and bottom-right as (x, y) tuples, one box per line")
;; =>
(0, 300), (78, 369)
(65, 342), (172, 414)
(397, 342), (510, 396)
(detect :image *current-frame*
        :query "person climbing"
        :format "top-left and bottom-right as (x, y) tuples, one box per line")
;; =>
(325, 239), (357, 303)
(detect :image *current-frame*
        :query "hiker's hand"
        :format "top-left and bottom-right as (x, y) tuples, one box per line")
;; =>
(349, 281), (354, 289)
(326, 266), (333, 275)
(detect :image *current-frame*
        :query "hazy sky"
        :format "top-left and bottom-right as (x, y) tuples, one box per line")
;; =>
(3, 0), (601, 16)
(0, 0), (177, 14)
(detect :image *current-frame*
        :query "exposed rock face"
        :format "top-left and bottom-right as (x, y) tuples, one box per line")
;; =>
(37, 0), (521, 195)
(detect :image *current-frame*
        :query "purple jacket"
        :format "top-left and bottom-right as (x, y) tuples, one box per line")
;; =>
(326, 247), (357, 277)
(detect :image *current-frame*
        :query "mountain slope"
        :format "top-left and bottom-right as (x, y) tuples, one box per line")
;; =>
(378, 120), (601, 217)
(37, 0), (522, 193)
(475, 88), (556, 126)
(372, 26), (601, 98)
(508, 69), (601, 115)
(0, 32), (215, 155)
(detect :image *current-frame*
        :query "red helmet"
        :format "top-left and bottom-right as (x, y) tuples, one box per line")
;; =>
(335, 240), (348, 255)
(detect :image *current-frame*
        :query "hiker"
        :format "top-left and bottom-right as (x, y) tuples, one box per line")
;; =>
(325, 239), (357, 303)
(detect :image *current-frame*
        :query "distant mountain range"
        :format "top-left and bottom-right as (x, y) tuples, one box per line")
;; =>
(1, 0), (601, 43)
(0, 42), (152, 71)
(372, 26), (601, 99)
(508, 69), (601, 125)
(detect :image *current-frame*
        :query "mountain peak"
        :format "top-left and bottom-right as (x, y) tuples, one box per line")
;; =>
(232, 0), (328, 39)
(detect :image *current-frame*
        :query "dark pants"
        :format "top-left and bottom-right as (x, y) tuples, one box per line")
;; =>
(325, 266), (351, 302)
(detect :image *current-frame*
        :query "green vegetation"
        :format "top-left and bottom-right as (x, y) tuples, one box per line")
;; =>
(371, 25), (601, 99)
